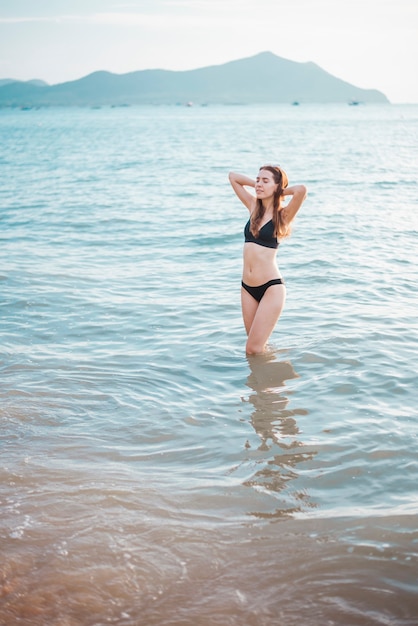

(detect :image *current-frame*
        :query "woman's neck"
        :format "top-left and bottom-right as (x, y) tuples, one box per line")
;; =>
(262, 200), (274, 213)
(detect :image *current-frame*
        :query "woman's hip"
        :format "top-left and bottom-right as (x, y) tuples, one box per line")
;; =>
(241, 278), (285, 303)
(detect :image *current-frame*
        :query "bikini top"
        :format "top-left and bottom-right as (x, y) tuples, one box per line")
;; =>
(244, 218), (279, 249)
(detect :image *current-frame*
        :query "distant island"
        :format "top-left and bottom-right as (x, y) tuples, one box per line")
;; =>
(0, 51), (389, 107)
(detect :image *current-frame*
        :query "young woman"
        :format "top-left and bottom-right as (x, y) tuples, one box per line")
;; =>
(228, 165), (307, 355)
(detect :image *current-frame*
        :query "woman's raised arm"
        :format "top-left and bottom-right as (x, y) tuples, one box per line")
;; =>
(281, 184), (307, 225)
(228, 172), (256, 212)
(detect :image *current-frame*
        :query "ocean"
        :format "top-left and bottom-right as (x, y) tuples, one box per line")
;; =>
(1, 103), (417, 625)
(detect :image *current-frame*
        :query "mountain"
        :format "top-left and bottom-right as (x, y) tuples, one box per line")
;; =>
(0, 52), (389, 106)
(0, 78), (48, 88)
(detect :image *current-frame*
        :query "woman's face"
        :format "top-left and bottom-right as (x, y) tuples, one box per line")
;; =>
(255, 169), (278, 200)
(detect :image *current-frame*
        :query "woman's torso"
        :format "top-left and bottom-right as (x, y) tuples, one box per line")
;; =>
(242, 216), (282, 285)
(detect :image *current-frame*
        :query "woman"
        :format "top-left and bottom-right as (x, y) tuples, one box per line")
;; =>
(228, 165), (307, 355)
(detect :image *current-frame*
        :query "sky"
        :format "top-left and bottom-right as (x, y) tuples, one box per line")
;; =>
(0, 0), (417, 103)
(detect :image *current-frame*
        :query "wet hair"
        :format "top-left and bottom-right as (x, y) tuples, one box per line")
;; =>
(250, 165), (290, 239)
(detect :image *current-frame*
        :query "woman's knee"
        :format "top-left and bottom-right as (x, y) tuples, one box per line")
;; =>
(245, 338), (265, 355)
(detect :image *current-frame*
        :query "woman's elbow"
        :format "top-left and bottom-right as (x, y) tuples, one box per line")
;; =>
(298, 185), (308, 200)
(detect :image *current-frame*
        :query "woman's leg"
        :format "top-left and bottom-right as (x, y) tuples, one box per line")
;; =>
(245, 284), (286, 354)
(241, 287), (259, 336)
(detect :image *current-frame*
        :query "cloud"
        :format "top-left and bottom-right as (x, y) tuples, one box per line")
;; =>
(0, 16), (53, 23)
(90, 12), (205, 27)
(0, 15), (82, 24)
(0, 10), (213, 28)
(0, 0), (255, 26)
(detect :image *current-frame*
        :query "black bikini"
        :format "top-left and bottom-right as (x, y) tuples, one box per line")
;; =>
(242, 218), (284, 302)
(241, 278), (284, 302)
(244, 218), (279, 249)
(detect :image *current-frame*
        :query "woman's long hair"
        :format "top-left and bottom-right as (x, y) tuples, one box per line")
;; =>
(250, 165), (290, 239)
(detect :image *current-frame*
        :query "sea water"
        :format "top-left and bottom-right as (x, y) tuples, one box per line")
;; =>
(1, 103), (417, 625)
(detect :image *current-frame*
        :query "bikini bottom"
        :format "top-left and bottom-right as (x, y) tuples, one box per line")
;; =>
(241, 278), (284, 303)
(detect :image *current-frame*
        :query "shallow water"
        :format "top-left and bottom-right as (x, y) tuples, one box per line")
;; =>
(1, 104), (418, 625)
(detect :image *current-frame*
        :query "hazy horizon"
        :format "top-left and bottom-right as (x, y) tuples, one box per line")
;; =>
(0, 0), (417, 103)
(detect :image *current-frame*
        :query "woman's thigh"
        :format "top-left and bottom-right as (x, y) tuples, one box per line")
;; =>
(246, 285), (286, 352)
(241, 287), (259, 335)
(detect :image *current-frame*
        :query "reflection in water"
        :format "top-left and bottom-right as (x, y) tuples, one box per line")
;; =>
(244, 352), (318, 518)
